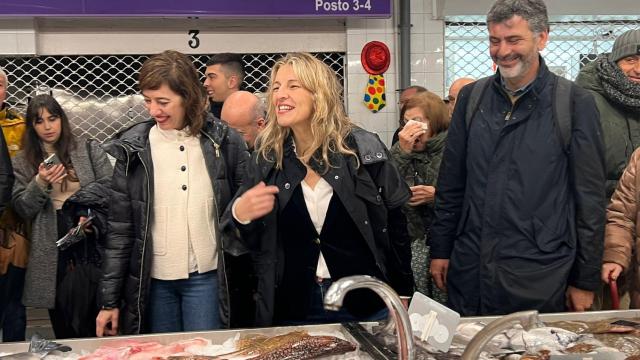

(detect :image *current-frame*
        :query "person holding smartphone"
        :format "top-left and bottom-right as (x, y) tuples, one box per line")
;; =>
(390, 91), (450, 304)
(11, 94), (113, 338)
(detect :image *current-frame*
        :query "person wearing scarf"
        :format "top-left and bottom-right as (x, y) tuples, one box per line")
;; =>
(576, 28), (640, 199)
(576, 28), (640, 311)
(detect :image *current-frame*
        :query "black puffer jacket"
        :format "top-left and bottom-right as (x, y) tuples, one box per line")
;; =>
(99, 117), (250, 334)
(227, 127), (414, 326)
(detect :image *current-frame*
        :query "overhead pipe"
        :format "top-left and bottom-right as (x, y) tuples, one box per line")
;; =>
(398, 0), (411, 90)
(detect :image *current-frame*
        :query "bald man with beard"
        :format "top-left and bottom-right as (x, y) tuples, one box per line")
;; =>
(221, 91), (266, 151)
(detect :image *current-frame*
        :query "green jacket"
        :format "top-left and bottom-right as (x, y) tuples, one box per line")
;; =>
(390, 130), (447, 243)
(576, 60), (640, 198)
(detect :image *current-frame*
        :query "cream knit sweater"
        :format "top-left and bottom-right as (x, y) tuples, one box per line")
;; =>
(149, 125), (218, 280)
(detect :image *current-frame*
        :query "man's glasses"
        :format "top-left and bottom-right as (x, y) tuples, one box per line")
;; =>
(443, 95), (455, 104)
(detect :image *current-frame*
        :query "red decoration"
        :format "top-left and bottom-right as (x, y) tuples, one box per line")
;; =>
(361, 41), (390, 75)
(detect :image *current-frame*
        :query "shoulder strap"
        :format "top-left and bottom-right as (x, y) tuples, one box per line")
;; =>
(465, 76), (491, 131)
(553, 76), (573, 153)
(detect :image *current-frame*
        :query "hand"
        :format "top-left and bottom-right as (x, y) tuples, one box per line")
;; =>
(408, 185), (436, 206)
(78, 216), (93, 233)
(234, 182), (279, 223)
(565, 286), (594, 312)
(398, 121), (427, 153)
(38, 163), (67, 185)
(602, 262), (623, 284)
(430, 259), (449, 291)
(96, 308), (119, 337)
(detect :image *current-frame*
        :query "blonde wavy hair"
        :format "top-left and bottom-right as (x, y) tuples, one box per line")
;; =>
(256, 52), (357, 173)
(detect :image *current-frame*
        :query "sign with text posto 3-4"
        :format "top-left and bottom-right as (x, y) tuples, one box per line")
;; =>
(1, 0), (391, 17)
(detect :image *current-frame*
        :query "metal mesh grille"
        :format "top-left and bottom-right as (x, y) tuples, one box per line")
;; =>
(444, 15), (640, 92)
(0, 52), (345, 142)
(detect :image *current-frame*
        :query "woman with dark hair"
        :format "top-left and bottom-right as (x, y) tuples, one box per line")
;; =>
(390, 91), (449, 304)
(231, 53), (413, 326)
(96, 50), (249, 336)
(11, 94), (113, 338)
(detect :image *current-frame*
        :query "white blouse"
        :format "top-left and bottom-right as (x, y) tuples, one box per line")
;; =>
(300, 177), (333, 279)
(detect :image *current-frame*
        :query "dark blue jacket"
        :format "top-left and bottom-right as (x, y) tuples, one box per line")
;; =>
(431, 59), (606, 316)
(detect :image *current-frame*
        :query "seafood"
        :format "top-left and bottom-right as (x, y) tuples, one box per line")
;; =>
(215, 331), (309, 358)
(248, 334), (356, 360)
(213, 331), (356, 360)
(162, 357), (219, 360)
(564, 343), (595, 353)
(0, 334), (71, 359)
(520, 350), (551, 360)
(506, 326), (579, 352)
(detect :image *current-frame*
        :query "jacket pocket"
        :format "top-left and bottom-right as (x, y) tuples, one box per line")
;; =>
(455, 203), (470, 236)
(152, 206), (168, 255)
(531, 215), (573, 253)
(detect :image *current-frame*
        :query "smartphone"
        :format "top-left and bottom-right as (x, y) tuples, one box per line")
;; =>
(44, 153), (61, 168)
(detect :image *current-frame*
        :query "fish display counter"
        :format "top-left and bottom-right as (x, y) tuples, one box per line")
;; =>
(448, 310), (640, 359)
(2, 310), (640, 359)
(0, 323), (379, 359)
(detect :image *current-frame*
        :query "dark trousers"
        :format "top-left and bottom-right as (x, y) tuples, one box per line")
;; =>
(0, 264), (26, 342)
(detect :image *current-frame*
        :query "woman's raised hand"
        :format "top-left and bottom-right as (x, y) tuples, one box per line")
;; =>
(38, 163), (67, 185)
(234, 182), (280, 223)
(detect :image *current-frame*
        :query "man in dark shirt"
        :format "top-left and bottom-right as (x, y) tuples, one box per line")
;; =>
(203, 53), (245, 119)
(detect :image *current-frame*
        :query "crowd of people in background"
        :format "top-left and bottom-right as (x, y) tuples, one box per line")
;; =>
(0, 0), (639, 342)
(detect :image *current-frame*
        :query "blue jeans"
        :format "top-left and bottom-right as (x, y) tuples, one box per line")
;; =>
(148, 270), (220, 333)
(281, 278), (389, 326)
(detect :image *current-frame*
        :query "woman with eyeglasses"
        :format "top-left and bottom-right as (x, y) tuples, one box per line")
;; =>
(390, 90), (450, 304)
(11, 94), (112, 338)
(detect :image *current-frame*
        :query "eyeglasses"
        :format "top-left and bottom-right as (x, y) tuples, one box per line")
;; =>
(443, 95), (455, 105)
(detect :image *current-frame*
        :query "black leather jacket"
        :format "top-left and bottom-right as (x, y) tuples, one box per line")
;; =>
(99, 116), (249, 334)
(227, 127), (414, 326)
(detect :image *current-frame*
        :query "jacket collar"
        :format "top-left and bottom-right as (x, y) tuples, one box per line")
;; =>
(492, 55), (552, 99)
(105, 114), (228, 160)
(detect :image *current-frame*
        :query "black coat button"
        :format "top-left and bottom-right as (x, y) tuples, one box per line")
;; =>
(181, 165), (186, 171)
(179, 145), (185, 151)
(182, 185), (187, 191)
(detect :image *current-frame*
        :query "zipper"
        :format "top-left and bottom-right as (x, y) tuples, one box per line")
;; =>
(116, 143), (132, 177)
(136, 151), (151, 334)
(201, 130), (231, 324)
(212, 185), (231, 326)
(504, 110), (512, 121)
